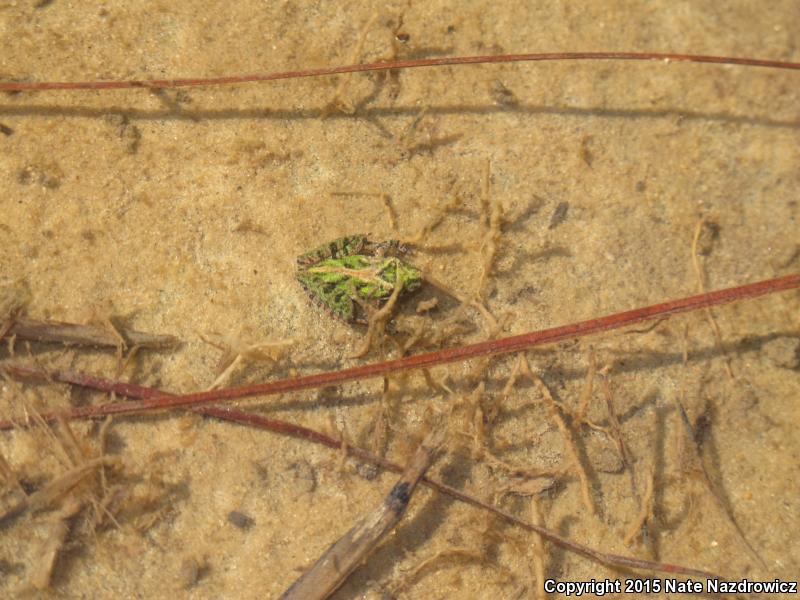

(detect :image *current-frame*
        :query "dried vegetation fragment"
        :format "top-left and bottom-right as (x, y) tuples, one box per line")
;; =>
(201, 331), (294, 389)
(691, 218), (734, 380)
(3, 345), (735, 592)
(0, 407), (121, 590)
(0, 7), (796, 596)
(0, 202), (786, 595)
(672, 393), (765, 567)
(0, 369), (185, 591)
(280, 429), (442, 599)
(0, 282), (178, 353)
(279, 153), (765, 594)
(519, 357), (597, 517)
(28, 496), (83, 590)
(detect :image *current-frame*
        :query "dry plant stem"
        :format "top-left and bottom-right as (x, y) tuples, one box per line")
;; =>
(574, 349), (596, 424)
(389, 547), (485, 596)
(1, 52), (798, 92)
(673, 396), (765, 568)
(1, 456), (116, 524)
(1, 275), (795, 428)
(3, 366), (722, 580)
(624, 468), (655, 547)
(529, 496), (547, 600)
(691, 220), (735, 379)
(520, 358), (596, 516)
(599, 372), (637, 498)
(4, 317), (177, 350)
(279, 434), (437, 600)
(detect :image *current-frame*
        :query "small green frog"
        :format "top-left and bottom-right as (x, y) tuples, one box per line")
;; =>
(296, 234), (423, 323)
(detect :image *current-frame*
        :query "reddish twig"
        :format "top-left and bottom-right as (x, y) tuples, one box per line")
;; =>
(1, 52), (798, 92)
(3, 364), (722, 580)
(0, 274), (796, 428)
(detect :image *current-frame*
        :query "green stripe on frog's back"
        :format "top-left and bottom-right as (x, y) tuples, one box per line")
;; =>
(295, 236), (423, 324)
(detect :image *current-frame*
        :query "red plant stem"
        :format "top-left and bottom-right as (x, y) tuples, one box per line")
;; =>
(3, 364), (720, 579)
(1, 273), (796, 428)
(1, 52), (798, 92)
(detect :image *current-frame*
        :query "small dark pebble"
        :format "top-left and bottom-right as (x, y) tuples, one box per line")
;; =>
(227, 510), (255, 530)
(548, 201), (569, 229)
(0, 123), (13, 136)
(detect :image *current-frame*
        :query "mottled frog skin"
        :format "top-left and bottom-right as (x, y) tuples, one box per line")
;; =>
(296, 234), (422, 323)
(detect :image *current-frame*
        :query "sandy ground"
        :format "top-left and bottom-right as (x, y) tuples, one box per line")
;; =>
(1, 1), (799, 598)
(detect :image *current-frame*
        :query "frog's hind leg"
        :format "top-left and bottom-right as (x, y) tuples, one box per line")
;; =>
(327, 284), (358, 322)
(296, 272), (357, 323)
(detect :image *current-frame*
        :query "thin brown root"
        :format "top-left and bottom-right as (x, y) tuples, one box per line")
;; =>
(421, 368), (453, 395)
(574, 348), (596, 424)
(691, 219), (734, 379)
(466, 383), (488, 458)
(494, 475), (559, 499)
(520, 356), (596, 516)
(330, 191), (398, 231)
(487, 351), (523, 424)
(391, 548), (486, 596)
(1, 453), (116, 525)
(623, 466), (655, 546)
(55, 416), (88, 467)
(470, 298), (501, 335)
(0, 449), (28, 524)
(405, 193), (463, 246)
(529, 496), (547, 600)
(23, 395), (75, 470)
(350, 278), (404, 358)
(323, 12), (380, 116)
(419, 270), (467, 303)
(90, 483), (125, 531)
(98, 315), (127, 365)
(116, 344), (144, 379)
(674, 394), (765, 568)
(598, 366), (637, 499)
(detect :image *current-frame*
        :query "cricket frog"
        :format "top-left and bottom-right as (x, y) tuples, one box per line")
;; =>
(295, 234), (423, 323)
